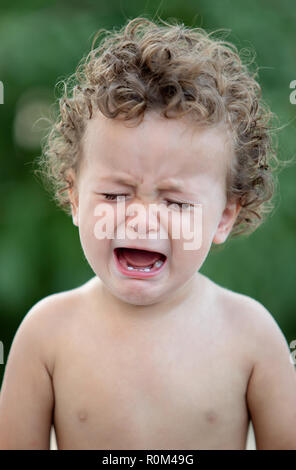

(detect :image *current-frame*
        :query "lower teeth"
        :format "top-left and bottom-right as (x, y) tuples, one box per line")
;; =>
(126, 259), (164, 272)
(127, 266), (150, 272)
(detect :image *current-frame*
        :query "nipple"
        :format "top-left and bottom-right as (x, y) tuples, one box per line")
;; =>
(205, 409), (217, 423)
(78, 410), (88, 422)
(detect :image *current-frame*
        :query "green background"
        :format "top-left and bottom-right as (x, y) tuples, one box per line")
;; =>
(1, 0), (296, 385)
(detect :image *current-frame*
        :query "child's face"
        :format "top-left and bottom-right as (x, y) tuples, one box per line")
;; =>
(68, 110), (240, 307)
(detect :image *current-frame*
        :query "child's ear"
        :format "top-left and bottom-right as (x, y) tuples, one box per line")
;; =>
(212, 198), (241, 245)
(66, 170), (79, 227)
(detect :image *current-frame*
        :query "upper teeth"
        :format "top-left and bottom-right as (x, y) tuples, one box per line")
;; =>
(127, 259), (164, 272)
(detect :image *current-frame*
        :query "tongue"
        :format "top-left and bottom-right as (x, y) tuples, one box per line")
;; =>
(120, 248), (163, 267)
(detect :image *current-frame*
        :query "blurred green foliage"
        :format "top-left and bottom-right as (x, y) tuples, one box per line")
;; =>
(1, 0), (296, 385)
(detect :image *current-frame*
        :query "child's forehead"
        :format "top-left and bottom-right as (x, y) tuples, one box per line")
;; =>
(81, 111), (234, 179)
(83, 109), (230, 142)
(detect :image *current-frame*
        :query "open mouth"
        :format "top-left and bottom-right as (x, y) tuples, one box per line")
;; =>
(113, 247), (167, 277)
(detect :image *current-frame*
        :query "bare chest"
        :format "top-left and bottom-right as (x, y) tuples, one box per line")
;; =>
(52, 314), (251, 449)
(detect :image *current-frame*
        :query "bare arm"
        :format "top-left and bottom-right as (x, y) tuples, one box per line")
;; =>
(246, 302), (296, 449)
(0, 301), (55, 449)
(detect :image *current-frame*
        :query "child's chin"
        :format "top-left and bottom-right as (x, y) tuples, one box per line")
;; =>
(110, 274), (170, 306)
(119, 294), (160, 307)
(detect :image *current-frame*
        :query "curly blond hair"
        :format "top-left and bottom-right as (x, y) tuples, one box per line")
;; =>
(35, 16), (283, 238)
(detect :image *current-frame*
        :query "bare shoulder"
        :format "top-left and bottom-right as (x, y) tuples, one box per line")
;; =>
(20, 277), (96, 374)
(28, 276), (96, 321)
(204, 275), (291, 363)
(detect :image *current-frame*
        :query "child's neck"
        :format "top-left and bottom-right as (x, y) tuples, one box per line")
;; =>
(94, 272), (205, 327)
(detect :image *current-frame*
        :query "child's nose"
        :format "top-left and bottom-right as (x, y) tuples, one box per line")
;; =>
(126, 198), (160, 237)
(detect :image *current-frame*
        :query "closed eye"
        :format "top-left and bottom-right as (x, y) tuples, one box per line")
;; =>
(102, 194), (195, 209)
(102, 193), (128, 200)
(165, 200), (194, 209)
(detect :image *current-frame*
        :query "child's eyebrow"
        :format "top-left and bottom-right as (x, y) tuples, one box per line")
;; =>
(99, 175), (185, 193)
